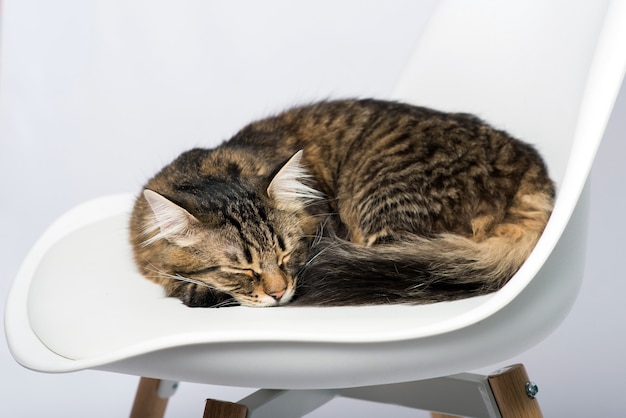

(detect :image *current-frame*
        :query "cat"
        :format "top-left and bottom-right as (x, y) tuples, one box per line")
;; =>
(129, 99), (555, 308)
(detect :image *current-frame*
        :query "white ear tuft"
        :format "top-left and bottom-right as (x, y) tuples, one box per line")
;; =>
(267, 150), (322, 211)
(142, 189), (199, 246)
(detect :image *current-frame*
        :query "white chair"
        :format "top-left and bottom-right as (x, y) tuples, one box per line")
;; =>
(6, 1), (626, 417)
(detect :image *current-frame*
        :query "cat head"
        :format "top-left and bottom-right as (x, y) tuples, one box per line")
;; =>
(131, 150), (322, 307)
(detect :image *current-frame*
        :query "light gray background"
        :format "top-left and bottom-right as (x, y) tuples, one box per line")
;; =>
(1, 1), (624, 416)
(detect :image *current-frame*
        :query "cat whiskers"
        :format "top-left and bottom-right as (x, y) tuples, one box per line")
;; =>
(145, 263), (216, 290)
(145, 264), (240, 308)
(208, 298), (240, 309)
(303, 241), (340, 268)
(167, 273), (215, 289)
(312, 215), (333, 247)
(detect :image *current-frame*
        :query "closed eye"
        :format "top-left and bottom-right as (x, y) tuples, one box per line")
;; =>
(178, 266), (220, 276)
(221, 266), (260, 279)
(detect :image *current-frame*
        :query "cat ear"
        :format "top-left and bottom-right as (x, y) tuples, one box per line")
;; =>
(267, 150), (322, 211)
(142, 189), (200, 246)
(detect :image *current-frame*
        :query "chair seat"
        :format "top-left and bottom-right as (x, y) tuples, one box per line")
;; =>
(10, 189), (589, 390)
(28, 197), (494, 361)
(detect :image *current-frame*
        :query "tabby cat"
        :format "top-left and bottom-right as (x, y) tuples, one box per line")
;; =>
(129, 99), (555, 308)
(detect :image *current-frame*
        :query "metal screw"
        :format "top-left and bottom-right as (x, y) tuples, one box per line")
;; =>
(525, 381), (539, 399)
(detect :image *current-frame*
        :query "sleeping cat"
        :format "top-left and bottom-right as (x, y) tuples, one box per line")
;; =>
(129, 99), (555, 307)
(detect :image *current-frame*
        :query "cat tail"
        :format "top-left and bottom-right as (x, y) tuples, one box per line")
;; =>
(291, 226), (545, 306)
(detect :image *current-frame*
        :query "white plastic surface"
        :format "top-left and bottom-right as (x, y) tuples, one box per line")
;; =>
(27, 197), (496, 360)
(5, 0), (626, 389)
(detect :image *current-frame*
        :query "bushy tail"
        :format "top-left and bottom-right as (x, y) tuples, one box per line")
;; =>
(291, 227), (544, 306)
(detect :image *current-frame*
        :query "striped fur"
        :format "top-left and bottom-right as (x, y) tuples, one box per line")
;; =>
(129, 99), (555, 307)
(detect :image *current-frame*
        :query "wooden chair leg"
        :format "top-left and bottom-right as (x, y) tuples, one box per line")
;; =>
(204, 399), (248, 418)
(488, 364), (543, 418)
(129, 377), (171, 418)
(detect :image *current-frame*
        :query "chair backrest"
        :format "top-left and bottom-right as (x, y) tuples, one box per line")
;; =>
(374, 0), (626, 382)
(392, 0), (626, 308)
(392, 0), (625, 188)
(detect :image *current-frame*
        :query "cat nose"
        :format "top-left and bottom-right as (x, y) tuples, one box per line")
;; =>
(262, 270), (288, 301)
(267, 288), (286, 301)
